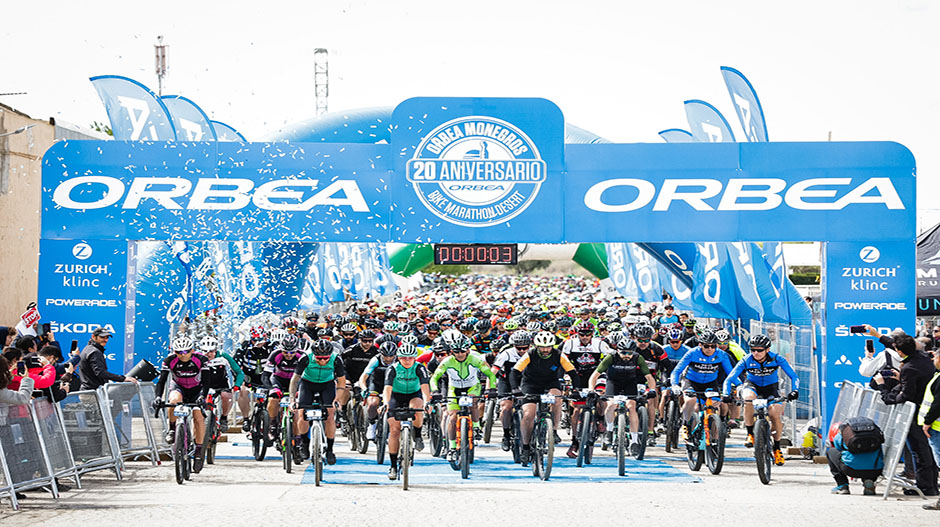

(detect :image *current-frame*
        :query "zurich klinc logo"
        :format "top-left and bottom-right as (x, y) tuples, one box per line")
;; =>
(72, 242), (93, 260)
(406, 116), (546, 227)
(859, 246), (880, 264)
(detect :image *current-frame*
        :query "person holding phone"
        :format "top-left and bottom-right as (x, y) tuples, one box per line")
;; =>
(0, 355), (34, 406)
(858, 324), (903, 385)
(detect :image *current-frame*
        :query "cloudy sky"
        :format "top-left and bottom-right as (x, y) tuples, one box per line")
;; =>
(3, 0), (938, 228)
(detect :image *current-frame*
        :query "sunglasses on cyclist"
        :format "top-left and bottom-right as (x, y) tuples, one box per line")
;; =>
(435, 352), (448, 357)
(702, 344), (717, 349)
(751, 347), (767, 353)
(668, 340), (681, 344)
(516, 345), (530, 350)
(636, 339), (650, 343)
(578, 331), (593, 336)
(360, 338), (374, 343)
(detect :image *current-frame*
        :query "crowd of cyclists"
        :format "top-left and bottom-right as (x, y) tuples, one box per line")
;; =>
(150, 273), (801, 481)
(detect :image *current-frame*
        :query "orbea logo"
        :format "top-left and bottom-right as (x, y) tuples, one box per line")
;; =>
(72, 242), (93, 260)
(406, 116), (545, 227)
(859, 246), (880, 263)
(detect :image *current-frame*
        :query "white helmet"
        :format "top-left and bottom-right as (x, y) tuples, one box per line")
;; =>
(533, 331), (555, 347)
(199, 335), (219, 352)
(172, 335), (195, 353)
(269, 328), (288, 345)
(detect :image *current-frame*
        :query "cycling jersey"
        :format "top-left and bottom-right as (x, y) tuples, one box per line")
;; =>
(561, 337), (611, 378)
(385, 362), (431, 394)
(493, 347), (524, 379)
(155, 352), (210, 394)
(722, 351), (799, 395)
(511, 349), (579, 388)
(233, 343), (269, 379)
(362, 355), (395, 393)
(596, 353), (650, 385)
(472, 333), (495, 355)
(341, 343), (377, 383)
(431, 354), (498, 390)
(296, 353), (346, 383)
(636, 342), (667, 375)
(721, 341), (746, 362)
(263, 350), (301, 389)
(664, 343), (690, 362)
(670, 347), (734, 387)
(202, 351), (244, 391)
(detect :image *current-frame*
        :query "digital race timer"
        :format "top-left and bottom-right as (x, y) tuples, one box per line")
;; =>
(433, 244), (518, 265)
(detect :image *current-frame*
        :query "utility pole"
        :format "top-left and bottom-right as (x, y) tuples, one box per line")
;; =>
(314, 48), (329, 115)
(155, 36), (168, 96)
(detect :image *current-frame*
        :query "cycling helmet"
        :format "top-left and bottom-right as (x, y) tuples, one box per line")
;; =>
(316, 327), (334, 339)
(199, 335), (219, 352)
(431, 337), (450, 354)
(575, 321), (594, 335)
(400, 334), (419, 346)
(622, 314), (638, 325)
(281, 316), (301, 330)
(748, 334), (772, 350)
(525, 321), (542, 332)
(313, 339), (334, 357)
(426, 322), (441, 333)
(475, 319), (491, 334)
(451, 334), (473, 352)
(281, 334), (300, 352)
(459, 320), (475, 332)
(299, 338), (313, 354)
(172, 335), (195, 353)
(631, 324), (655, 340)
(503, 318), (520, 331)
(606, 331), (624, 349)
(359, 329), (377, 340)
(542, 320), (557, 332)
(383, 321), (401, 332)
(714, 329), (731, 343)
(698, 330), (718, 345)
(533, 331), (555, 347)
(364, 318), (382, 329)
(269, 328), (288, 344)
(616, 338), (638, 353)
(340, 322), (358, 334)
(380, 341), (399, 357)
(666, 328), (684, 341)
(250, 326), (267, 341)
(510, 331), (532, 347)
(694, 322), (710, 337)
(397, 343), (419, 358)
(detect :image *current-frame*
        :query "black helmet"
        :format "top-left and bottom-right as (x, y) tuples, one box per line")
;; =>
(510, 331), (532, 347)
(698, 330), (718, 345)
(380, 341), (399, 357)
(359, 329), (376, 340)
(749, 334), (772, 350)
(475, 319), (491, 334)
(426, 322), (441, 333)
(631, 324), (655, 340)
(281, 334), (300, 352)
(431, 337), (450, 354)
(314, 339), (334, 357)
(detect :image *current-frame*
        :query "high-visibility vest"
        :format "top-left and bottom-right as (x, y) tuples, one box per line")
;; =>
(918, 371), (940, 432)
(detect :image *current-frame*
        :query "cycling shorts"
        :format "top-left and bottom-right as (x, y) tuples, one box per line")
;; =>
(497, 378), (514, 399)
(520, 379), (561, 396)
(168, 380), (202, 404)
(681, 378), (720, 395)
(605, 379), (639, 397)
(739, 382), (780, 401)
(298, 379), (336, 408)
(447, 385), (481, 411)
(271, 376), (291, 393)
(389, 391), (422, 411)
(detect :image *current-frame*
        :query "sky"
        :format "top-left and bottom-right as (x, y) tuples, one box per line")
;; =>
(3, 0), (939, 229)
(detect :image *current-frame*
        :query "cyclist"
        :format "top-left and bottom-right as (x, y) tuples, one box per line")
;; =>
(262, 334), (303, 441)
(382, 343), (432, 480)
(358, 341), (400, 440)
(234, 327), (270, 431)
(492, 331), (530, 451)
(562, 321), (612, 458)
(430, 333), (499, 464)
(589, 338), (658, 454)
(336, 322), (359, 349)
(336, 329), (377, 424)
(670, 330), (734, 439)
(472, 319), (496, 357)
(153, 335), (210, 472)
(631, 323), (669, 444)
(417, 337), (450, 375)
(510, 331), (580, 464)
(290, 339), (347, 464)
(199, 335), (244, 430)
(722, 334), (799, 466)
(657, 305), (679, 325)
(715, 328), (746, 426)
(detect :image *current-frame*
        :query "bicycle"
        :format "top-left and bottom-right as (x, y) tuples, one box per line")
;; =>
(509, 396), (524, 464)
(248, 386), (271, 461)
(155, 401), (201, 485)
(389, 407), (419, 490)
(662, 384), (682, 453)
(374, 405), (389, 465)
(276, 396), (294, 473)
(482, 393), (498, 444)
(300, 402), (328, 486)
(684, 389), (726, 475)
(525, 393), (557, 481)
(751, 395), (787, 485)
(605, 389), (652, 476)
(203, 389), (222, 465)
(426, 400), (445, 457)
(572, 391), (600, 467)
(444, 395), (477, 479)
(345, 386), (368, 454)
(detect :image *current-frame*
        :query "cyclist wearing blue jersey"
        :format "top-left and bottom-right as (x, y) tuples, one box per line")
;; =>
(663, 328), (690, 362)
(722, 334), (800, 466)
(670, 330), (733, 429)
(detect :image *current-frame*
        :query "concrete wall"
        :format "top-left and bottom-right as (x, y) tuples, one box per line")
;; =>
(0, 103), (53, 328)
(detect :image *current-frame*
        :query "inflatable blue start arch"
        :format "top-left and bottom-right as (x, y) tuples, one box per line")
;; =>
(38, 97), (915, 422)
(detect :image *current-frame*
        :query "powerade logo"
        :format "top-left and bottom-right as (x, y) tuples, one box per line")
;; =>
(406, 116), (545, 227)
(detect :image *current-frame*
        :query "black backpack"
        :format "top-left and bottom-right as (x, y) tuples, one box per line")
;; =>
(840, 417), (885, 454)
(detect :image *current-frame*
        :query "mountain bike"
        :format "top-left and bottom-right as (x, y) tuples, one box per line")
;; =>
(155, 401), (201, 485)
(345, 386), (368, 453)
(528, 393), (556, 481)
(606, 388), (652, 476)
(426, 400), (445, 458)
(300, 402), (328, 486)
(663, 384), (682, 453)
(375, 406), (388, 465)
(248, 387), (271, 461)
(482, 392), (498, 444)
(203, 389), (222, 465)
(684, 390), (726, 474)
(573, 390), (600, 467)
(510, 396), (524, 464)
(389, 407), (419, 490)
(751, 395), (787, 484)
(445, 395), (477, 479)
(277, 396), (294, 473)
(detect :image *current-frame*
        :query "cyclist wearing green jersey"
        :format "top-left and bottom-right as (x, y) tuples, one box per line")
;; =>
(290, 339), (347, 464)
(382, 343), (431, 480)
(430, 333), (498, 464)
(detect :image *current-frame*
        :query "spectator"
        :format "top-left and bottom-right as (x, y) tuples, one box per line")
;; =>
(827, 421), (884, 495)
(0, 326), (15, 348)
(860, 325), (904, 388)
(874, 333), (939, 497)
(14, 335), (37, 357)
(37, 345), (72, 402)
(0, 355), (34, 405)
(920, 348), (940, 510)
(79, 327), (137, 390)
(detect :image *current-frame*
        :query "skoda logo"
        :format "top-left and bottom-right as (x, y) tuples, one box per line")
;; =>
(406, 116), (545, 227)
(72, 242), (93, 260)
(859, 246), (880, 263)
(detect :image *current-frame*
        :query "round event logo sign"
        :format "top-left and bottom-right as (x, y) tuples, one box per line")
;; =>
(859, 246), (880, 263)
(72, 242), (93, 260)
(406, 116), (546, 227)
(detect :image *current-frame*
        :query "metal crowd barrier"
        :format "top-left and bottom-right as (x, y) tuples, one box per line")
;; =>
(138, 382), (172, 456)
(59, 389), (123, 479)
(827, 381), (920, 500)
(102, 382), (161, 464)
(0, 400), (59, 510)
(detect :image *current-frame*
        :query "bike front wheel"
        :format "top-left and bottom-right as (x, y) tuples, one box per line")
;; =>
(705, 414), (725, 475)
(313, 422), (323, 486)
(174, 419), (187, 484)
(616, 412), (627, 477)
(375, 412), (387, 465)
(536, 415), (555, 481)
(635, 406), (649, 461)
(460, 418), (471, 479)
(251, 409), (269, 461)
(665, 399), (678, 453)
(755, 418), (773, 484)
(205, 412), (217, 465)
(482, 399), (496, 444)
(686, 414), (703, 472)
(576, 409), (592, 467)
(401, 426), (412, 490)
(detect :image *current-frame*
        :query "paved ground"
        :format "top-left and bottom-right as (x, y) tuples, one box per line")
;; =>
(3, 424), (937, 525)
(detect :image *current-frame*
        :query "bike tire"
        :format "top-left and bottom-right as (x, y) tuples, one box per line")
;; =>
(482, 399), (496, 444)
(205, 412), (216, 465)
(313, 422), (323, 486)
(755, 418), (772, 485)
(429, 411), (443, 457)
(401, 426), (412, 490)
(636, 406), (649, 461)
(686, 413), (703, 472)
(282, 411), (292, 474)
(180, 420), (192, 481)
(252, 409), (269, 461)
(358, 407), (371, 455)
(376, 411), (387, 465)
(511, 409), (522, 464)
(459, 418), (471, 479)
(665, 399), (678, 453)
(174, 419), (186, 484)
(539, 415), (555, 481)
(617, 412), (627, 477)
(576, 409), (591, 468)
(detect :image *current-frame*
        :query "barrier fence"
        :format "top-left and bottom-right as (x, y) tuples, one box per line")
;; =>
(0, 382), (169, 511)
(828, 381), (920, 499)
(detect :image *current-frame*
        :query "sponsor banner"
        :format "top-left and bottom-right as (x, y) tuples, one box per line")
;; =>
(684, 99), (736, 143)
(256, 242), (319, 313)
(390, 97), (565, 243)
(720, 66), (769, 142)
(211, 120), (246, 142)
(134, 241), (194, 366)
(658, 129), (694, 143)
(727, 242), (765, 321)
(161, 95), (217, 141)
(604, 243), (639, 299)
(37, 239), (127, 372)
(625, 243), (662, 303)
(638, 243), (695, 287)
(758, 242), (793, 323)
(691, 242), (738, 319)
(916, 223), (940, 315)
(822, 240), (914, 417)
(658, 263), (694, 311)
(89, 75), (176, 141)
